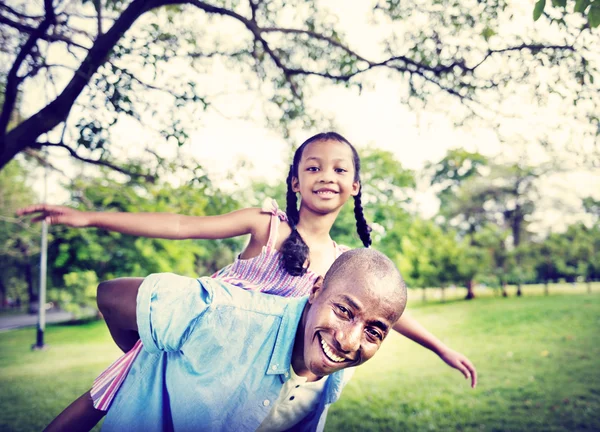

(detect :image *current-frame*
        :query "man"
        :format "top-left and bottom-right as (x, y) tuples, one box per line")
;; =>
(51, 248), (407, 431)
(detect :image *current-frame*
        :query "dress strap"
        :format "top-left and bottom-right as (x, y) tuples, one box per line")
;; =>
(334, 242), (351, 258)
(260, 198), (288, 252)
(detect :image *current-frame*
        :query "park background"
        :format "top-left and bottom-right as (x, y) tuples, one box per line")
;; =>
(1, 0), (599, 431)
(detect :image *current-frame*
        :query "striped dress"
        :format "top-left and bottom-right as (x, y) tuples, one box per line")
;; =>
(91, 198), (350, 411)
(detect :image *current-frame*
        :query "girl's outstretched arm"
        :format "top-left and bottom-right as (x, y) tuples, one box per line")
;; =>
(393, 313), (478, 388)
(17, 204), (267, 241)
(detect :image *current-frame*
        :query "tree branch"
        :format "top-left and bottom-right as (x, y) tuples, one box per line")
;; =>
(35, 141), (156, 182)
(0, 0), (159, 170)
(0, 0), (56, 137)
(0, 3), (43, 20)
(94, 0), (103, 36)
(0, 14), (88, 50)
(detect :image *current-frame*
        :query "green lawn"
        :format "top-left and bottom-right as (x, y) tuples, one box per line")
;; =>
(1, 293), (599, 431)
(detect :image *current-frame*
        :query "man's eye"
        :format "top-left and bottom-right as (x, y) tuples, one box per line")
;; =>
(366, 328), (382, 341)
(337, 305), (350, 317)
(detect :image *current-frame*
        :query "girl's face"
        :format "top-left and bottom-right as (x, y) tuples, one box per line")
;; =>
(292, 139), (360, 215)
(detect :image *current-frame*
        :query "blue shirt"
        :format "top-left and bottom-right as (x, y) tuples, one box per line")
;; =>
(101, 273), (350, 432)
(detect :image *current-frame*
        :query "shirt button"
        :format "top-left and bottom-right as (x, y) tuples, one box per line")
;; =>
(295, 385), (300, 388)
(263, 400), (270, 407)
(272, 365), (277, 370)
(289, 396), (295, 401)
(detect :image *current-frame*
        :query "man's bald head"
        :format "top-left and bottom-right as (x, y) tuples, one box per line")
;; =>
(323, 248), (407, 322)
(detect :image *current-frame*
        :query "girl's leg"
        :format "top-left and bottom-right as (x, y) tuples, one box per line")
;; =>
(43, 390), (106, 432)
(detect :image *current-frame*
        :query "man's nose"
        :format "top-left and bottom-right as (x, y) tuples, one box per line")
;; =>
(337, 322), (362, 354)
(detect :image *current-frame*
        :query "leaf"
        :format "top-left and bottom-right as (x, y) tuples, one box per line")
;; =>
(481, 26), (496, 41)
(589, 4), (600, 27)
(533, 0), (546, 21)
(574, 0), (590, 13)
(551, 0), (567, 7)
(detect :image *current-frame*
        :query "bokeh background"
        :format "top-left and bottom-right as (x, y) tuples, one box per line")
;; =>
(1, 1), (599, 431)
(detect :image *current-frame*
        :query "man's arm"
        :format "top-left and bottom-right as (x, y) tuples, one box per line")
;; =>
(97, 278), (143, 353)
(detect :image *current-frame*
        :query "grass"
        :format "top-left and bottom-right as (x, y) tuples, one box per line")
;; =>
(0, 293), (599, 431)
(327, 292), (600, 431)
(0, 320), (120, 432)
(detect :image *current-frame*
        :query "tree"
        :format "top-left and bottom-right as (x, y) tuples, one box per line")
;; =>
(0, 0), (597, 175)
(0, 158), (40, 310)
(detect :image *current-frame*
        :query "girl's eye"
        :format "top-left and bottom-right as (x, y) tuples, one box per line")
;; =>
(335, 168), (348, 173)
(306, 167), (319, 172)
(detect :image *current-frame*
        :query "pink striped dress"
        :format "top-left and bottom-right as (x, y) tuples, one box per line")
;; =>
(91, 199), (350, 411)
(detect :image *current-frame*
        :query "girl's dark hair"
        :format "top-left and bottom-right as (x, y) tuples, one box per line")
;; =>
(280, 132), (372, 276)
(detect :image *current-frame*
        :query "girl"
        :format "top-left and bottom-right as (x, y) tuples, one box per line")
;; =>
(21, 132), (476, 431)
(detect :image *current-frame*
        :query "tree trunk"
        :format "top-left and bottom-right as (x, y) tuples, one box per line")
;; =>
(588, 281), (592, 294)
(502, 281), (508, 297)
(544, 281), (549, 296)
(441, 285), (446, 303)
(422, 287), (426, 302)
(465, 280), (475, 300)
(516, 282), (522, 297)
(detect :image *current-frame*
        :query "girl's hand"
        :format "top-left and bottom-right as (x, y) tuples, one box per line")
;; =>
(438, 348), (478, 388)
(17, 204), (90, 227)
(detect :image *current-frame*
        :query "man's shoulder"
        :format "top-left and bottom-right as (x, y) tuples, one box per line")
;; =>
(200, 277), (303, 317)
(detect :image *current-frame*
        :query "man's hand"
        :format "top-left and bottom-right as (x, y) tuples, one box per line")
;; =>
(17, 204), (90, 227)
(438, 348), (478, 388)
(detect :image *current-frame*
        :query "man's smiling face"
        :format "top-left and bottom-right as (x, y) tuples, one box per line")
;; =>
(293, 250), (406, 379)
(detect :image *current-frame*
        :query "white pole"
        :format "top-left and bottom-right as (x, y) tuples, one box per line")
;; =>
(33, 152), (49, 350)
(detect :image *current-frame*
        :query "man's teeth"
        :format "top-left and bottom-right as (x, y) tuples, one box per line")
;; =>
(320, 337), (345, 363)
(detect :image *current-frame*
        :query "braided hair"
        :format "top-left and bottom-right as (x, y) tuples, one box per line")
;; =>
(280, 132), (372, 276)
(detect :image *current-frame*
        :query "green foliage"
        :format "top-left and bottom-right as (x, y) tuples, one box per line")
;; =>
(534, 0), (600, 27)
(0, 159), (39, 307)
(49, 271), (98, 318)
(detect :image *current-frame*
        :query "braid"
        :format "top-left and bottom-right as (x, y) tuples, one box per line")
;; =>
(280, 166), (310, 276)
(285, 167), (299, 227)
(353, 190), (372, 247)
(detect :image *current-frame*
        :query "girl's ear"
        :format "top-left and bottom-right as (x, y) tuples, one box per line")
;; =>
(308, 276), (324, 304)
(292, 176), (301, 193)
(351, 181), (360, 197)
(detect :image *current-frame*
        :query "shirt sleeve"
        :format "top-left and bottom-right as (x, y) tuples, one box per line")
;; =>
(136, 273), (213, 353)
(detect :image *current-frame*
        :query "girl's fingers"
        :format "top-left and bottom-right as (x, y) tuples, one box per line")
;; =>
(18, 204), (65, 216)
(465, 360), (477, 388)
(462, 359), (478, 388)
(17, 204), (48, 216)
(30, 214), (48, 224)
(456, 363), (470, 380)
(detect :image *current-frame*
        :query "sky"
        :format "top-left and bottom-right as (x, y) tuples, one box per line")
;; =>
(19, 0), (600, 234)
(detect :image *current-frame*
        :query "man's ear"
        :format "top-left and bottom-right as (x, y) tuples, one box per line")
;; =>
(351, 181), (360, 197)
(308, 276), (324, 304)
(291, 176), (300, 193)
